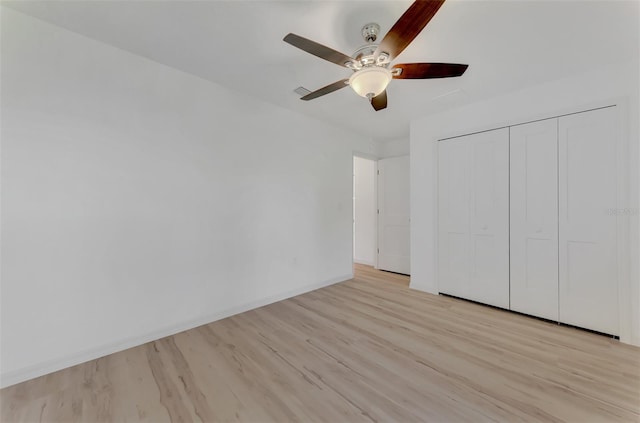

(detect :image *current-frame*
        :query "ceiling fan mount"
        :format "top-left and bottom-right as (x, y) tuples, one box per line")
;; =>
(284, 0), (468, 111)
(361, 23), (381, 43)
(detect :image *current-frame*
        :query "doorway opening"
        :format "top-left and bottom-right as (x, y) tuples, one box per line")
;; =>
(353, 154), (411, 280)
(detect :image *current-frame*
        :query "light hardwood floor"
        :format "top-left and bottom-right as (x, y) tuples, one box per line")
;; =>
(2, 264), (639, 422)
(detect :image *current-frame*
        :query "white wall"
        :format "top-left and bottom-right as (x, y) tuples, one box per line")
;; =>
(0, 8), (376, 387)
(377, 137), (409, 159)
(410, 60), (640, 346)
(353, 157), (376, 266)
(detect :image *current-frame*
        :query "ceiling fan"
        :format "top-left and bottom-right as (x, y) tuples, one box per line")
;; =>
(283, 0), (468, 111)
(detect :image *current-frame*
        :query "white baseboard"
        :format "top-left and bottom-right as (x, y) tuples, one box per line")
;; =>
(354, 259), (375, 266)
(0, 273), (352, 389)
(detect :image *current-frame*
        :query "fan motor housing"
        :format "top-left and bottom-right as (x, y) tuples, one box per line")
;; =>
(348, 23), (391, 69)
(353, 44), (377, 62)
(350, 44), (391, 70)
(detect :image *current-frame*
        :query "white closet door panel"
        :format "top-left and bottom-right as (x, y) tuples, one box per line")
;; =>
(468, 129), (510, 308)
(438, 140), (470, 297)
(377, 156), (410, 274)
(510, 119), (559, 320)
(438, 128), (509, 308)
(559, 107), (619, 335)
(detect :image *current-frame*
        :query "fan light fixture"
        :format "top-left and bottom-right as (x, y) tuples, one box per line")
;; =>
(283, 0), (469, 111)
(349, 67), (392, 99)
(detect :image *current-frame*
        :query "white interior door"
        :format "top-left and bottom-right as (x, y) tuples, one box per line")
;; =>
(377, 156), (410, 274)
(559, 107), (619, 335)
(510, 118), (559, 320)
(438, 128), (510, 308)
(353, 157), (376, 266)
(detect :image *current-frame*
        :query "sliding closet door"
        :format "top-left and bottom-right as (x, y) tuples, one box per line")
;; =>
(510, 119), (559, 320)
(438, 128), (509, 308)
(559, 107), (619, 335)
(438, 139), (470, 299)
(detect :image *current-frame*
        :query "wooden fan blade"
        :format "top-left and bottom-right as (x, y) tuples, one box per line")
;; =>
(375, 0), (446, 61)
(284, 33), (354, 68)
(371, 90), (388, 111)
(301, 79), (350, 101)
(392, 63), (468, 79)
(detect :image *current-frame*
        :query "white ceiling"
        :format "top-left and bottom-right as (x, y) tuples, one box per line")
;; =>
(3, 0), (639, 142)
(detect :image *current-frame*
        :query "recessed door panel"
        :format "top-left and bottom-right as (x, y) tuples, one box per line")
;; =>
(438, 128), (509, 308)
(377, 156), (410, 275)
(559, 107), (619, 335)
(438, 140), (470, 297)
(510, 118), (559, 320)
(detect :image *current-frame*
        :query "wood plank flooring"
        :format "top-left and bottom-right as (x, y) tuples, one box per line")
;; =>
(2, 264), (639, 422)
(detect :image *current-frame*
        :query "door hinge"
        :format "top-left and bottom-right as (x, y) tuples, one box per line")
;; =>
(377, 170), (380, 175)
(377, 209), (380, 214)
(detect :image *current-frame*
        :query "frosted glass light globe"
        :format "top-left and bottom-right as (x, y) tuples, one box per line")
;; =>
(349, 67), (392, 98)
